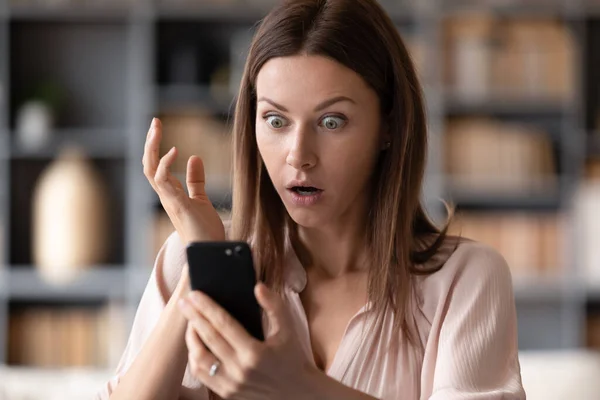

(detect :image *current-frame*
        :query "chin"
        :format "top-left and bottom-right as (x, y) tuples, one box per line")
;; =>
(285, 207), (327, 229)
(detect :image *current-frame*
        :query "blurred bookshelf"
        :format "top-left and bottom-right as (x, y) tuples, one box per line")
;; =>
(0, 0), (599, 372)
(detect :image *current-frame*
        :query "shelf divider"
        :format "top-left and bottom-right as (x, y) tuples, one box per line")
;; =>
(7, 267), (128, 301)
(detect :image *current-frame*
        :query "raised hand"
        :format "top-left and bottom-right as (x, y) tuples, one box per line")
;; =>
(142, 118), (226, 245)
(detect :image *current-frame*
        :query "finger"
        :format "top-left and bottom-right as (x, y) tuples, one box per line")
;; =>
(154, 146), (181, 196)
(186, 324), (221, 379)
(144, 118), (155, 148)
(179, 297), (238, 366)
(142, 119), (160, 188)
(190, 355), (234, 399)
(186, 325), (231, 395)
(186, 323), (210, 364)
(143, 119), (153, 160)
(186, 156), (207, 200)
(188, 291), (258, 351)
(147, 118), (163, 174)
(255, 283), (288, 337)
(192, 362), (231, 398)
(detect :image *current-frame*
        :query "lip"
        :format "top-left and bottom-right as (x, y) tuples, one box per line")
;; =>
(285, 179), (323, 190)
(286, 187), (324, 206)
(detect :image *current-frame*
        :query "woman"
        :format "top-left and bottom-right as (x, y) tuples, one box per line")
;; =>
(100, 0), (525, 399)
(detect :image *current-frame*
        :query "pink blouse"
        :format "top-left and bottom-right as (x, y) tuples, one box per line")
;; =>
(97, 230), (525, 399)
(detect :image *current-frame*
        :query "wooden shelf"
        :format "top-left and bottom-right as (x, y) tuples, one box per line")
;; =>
(6, 267), (128, 301)
(8, 4), (133, 21)
(444, 94), (570, 117)
(446, 179), (562, 209)
(156, 2), (270, 22)
(443, 1), (568, 18)
(513, 277), (570, 302)
(9, 129), (126, 160)
(449, 192), (562, 209)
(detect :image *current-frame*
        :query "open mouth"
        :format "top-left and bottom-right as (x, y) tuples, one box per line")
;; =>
(290, 186), (323, 195)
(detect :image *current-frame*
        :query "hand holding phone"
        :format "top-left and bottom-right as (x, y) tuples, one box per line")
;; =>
(186, 241), (264, 341)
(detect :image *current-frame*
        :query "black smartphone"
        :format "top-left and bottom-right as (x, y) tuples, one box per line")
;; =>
(186, 241), (264, 341)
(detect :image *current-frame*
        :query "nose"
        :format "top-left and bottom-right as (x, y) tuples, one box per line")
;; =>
(286, 125), (317, 170)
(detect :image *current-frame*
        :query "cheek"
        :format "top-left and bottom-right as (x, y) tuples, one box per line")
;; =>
(255, 128), (283, 171)
(325, 136), (380, 190)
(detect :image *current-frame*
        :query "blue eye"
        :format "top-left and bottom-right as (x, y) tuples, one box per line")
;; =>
(321, 116), (346, 130)
(266, 115), (287, 129)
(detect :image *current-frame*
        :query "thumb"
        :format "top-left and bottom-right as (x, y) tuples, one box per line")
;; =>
(186, 156), (207, 199)
(255, 282), (288, 336)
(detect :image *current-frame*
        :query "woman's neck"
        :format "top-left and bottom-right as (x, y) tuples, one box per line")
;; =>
(296, 213), (369, 279)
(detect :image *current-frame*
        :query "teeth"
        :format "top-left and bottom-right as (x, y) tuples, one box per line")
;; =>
(293, 187), (319, 195)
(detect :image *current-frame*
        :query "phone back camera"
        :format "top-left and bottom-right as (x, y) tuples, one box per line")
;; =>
(234, 245), (243, 256)
(225, 249), (233, 256)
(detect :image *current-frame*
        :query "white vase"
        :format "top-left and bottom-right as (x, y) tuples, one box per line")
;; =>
(15, 101), (54, 151)
(32, 147), (109, 284)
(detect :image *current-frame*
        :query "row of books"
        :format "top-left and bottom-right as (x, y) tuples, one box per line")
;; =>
(444, 17), (574, 101)
(449, 212), (564, 277)
(8, 304), (126, 368)
(445, 118), (556, 193)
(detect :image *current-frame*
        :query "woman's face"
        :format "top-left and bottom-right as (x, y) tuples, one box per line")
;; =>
(255, 55), (384, 228)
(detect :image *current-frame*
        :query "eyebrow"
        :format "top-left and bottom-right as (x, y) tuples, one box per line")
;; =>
(257, 96), (356, 112)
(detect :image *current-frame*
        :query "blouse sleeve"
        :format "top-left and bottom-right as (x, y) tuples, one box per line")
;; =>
(419, 241), (526, 400)
(94, 231), (206, 400)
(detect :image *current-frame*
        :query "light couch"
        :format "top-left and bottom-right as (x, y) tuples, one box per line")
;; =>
(1, 351), (599, 399)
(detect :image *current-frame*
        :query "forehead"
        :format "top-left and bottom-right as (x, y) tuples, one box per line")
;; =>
(255, 55), (373, 103)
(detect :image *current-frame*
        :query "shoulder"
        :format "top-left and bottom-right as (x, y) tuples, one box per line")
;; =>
(419, 237), (512, 287)
(415, 238), (515, 318)
(414, 240), (525, 399)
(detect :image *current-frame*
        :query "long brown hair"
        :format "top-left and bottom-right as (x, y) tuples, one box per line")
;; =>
(230, 0), (452, 342)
